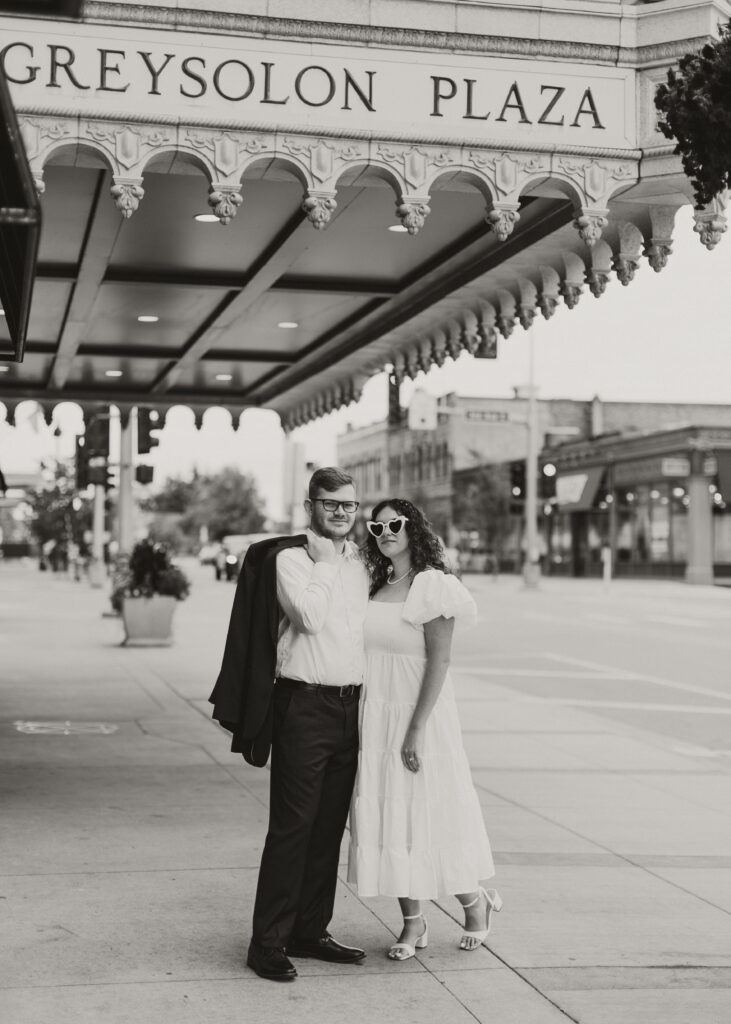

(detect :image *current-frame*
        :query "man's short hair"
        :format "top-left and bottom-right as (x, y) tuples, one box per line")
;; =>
(308, 466), (355, 501)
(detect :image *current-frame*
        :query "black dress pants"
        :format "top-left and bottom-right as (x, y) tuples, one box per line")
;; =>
(252, 680), (360, 948)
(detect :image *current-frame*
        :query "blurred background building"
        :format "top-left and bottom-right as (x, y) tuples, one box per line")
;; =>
(337, 382), (731, 583)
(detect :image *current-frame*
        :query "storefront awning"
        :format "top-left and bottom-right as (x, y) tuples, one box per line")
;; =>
(0, 66), (41, 362)
(555, 466), (605, 512)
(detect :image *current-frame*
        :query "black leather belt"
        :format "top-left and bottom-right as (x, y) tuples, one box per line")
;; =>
(276, 677), (361, 698)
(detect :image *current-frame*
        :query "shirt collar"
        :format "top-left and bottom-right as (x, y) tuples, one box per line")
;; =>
(341, 540), (361, 561)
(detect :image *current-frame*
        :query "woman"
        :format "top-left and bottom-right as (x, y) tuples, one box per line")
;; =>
(348, 498), (501, 960)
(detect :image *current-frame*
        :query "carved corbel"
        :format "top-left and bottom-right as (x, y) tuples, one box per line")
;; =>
(302, 189), (338, 230)
(643, 206), (677, 272)
(496, 315), (515, 339)
(208, 183), (243, 225)
(444, 325), (462, 362)
(585, 269), (610, 298)
(418, 339), (435, 374)
(32, 170), (45, 196)
(432, 333), (448, 368)
(538, 293), (559, 320)
(485, 201), (521, 242)
(560, 281), (583, 309)
(405, 347), (422, 379)
(518, 304), (536, 330)
(396, 196), (431, 235)
(111, 176), (144, 219)
(391, 354), (407, 385)
(693, 194), (728, 251)
(476, 322), (498, 358)
(574, 206), (609, 248)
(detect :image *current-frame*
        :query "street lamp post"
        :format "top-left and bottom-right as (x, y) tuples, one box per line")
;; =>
(523, 325), (541, 589)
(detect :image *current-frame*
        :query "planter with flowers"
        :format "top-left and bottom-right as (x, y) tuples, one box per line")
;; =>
(111, 539), (191, 646)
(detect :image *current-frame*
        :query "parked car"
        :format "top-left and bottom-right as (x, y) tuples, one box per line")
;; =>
(214, 533), (282, 580)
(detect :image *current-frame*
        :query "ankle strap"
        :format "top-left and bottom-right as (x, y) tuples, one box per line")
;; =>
(461, 894), (481, 909)
(403, 913), (422, 921)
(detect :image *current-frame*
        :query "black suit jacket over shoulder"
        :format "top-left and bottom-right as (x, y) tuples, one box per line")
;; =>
(209, 533), (307, 766)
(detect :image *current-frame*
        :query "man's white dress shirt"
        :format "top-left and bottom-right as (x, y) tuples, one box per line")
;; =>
(276, 540), (368, 687)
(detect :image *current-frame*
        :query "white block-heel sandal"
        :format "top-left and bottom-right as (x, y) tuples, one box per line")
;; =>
(387, 913), (428, 961)
(459, 888), (502, 950)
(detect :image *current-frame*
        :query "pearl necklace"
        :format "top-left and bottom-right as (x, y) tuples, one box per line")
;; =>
(386, 567), (413, 586)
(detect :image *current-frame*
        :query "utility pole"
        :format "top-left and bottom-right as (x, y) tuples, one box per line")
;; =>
(523, 325), (541, 589)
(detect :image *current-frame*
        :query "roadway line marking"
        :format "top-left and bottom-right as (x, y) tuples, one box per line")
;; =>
(458, 668), (626, 679)
(647, 615), (710, 628)
(543, 653), (731, 705)
(520, 697), (731, 714)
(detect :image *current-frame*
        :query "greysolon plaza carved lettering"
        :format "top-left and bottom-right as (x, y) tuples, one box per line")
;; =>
(0, 40), (605, 130)
(0, 42), (377, 110)
(431, 76), (605, 129)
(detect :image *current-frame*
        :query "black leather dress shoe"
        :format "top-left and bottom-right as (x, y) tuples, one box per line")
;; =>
(287, 933), (366, 963)
(246, 940), (297, 981)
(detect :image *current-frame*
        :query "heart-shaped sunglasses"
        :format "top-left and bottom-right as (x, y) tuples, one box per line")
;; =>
(366, 515), (409, 538)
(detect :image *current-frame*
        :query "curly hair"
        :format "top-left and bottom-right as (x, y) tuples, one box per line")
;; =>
(362, 497), (448, 597)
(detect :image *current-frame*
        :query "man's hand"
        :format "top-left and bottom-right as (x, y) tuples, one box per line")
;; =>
(306, 529), (338, 565)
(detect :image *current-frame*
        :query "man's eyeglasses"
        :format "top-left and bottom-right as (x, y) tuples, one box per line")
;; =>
(366, 515), (409, 538)
(314, 498), (360, 513)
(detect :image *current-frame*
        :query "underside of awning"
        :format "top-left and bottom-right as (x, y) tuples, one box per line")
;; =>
(0, 68), (41, 362)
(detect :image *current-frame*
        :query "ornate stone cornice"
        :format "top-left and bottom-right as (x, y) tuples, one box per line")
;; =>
(14, 106), (643, 161)
(82, 4), (715, 68)
(84, 4), (617, 64)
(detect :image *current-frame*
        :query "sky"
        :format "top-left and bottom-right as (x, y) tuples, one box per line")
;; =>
(1, 205), (730, 521)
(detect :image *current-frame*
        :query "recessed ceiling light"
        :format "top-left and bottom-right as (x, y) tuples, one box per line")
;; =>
(137, 315), (159, 323)
(194, 213), (219, 223)
(388, 224), (408, 233)
(105, 370), (123, 377)
(277, 321), (298, 329)
(0, 366), (9, 372)
(215, 373), (233, 381)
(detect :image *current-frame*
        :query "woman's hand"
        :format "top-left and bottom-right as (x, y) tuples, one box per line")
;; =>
(401, 724), (424, 773)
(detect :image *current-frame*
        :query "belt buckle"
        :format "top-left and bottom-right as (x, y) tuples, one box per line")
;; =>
(340, 684), (355, 697)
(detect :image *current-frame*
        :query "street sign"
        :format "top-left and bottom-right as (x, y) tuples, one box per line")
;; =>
(465, 410), (509, 422)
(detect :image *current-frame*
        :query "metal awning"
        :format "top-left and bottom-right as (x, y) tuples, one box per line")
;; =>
(0, 66), (41, 362)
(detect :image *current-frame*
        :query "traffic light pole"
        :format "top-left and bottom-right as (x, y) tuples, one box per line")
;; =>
(89, 483), (106, 587)
(523, 325), (541, 590)
(118, 409), (135, 553)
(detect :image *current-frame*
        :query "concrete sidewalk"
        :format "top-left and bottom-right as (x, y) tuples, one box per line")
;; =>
(1, 561), (731, 1023)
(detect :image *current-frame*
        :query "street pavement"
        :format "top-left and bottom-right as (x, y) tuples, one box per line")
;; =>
(1, 558), (731, 1024)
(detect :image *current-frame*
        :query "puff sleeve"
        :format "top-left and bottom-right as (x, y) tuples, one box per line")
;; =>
(402, 569), (477, 627)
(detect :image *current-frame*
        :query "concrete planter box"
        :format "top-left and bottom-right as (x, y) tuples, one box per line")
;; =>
(121, 595), (177, 646)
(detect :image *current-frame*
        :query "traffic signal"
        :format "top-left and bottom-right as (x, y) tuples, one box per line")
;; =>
(137, 408), (160, 455)
(75, 436), (89, 489)
(135, 464), (154, 485)
(85, 415), (110, 457)
(509, 460), (526, 513)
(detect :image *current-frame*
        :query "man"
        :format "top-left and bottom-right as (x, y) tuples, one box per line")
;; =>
(246, 467), (369, 982)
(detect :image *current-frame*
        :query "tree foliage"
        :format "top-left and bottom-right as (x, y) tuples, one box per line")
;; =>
(451, 459), (512, 553)
(655, 22), (731, 207)
(142, 467), (267, 543)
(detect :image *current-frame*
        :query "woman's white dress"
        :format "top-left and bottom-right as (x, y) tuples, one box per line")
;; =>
(348, 569), (495, 899)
